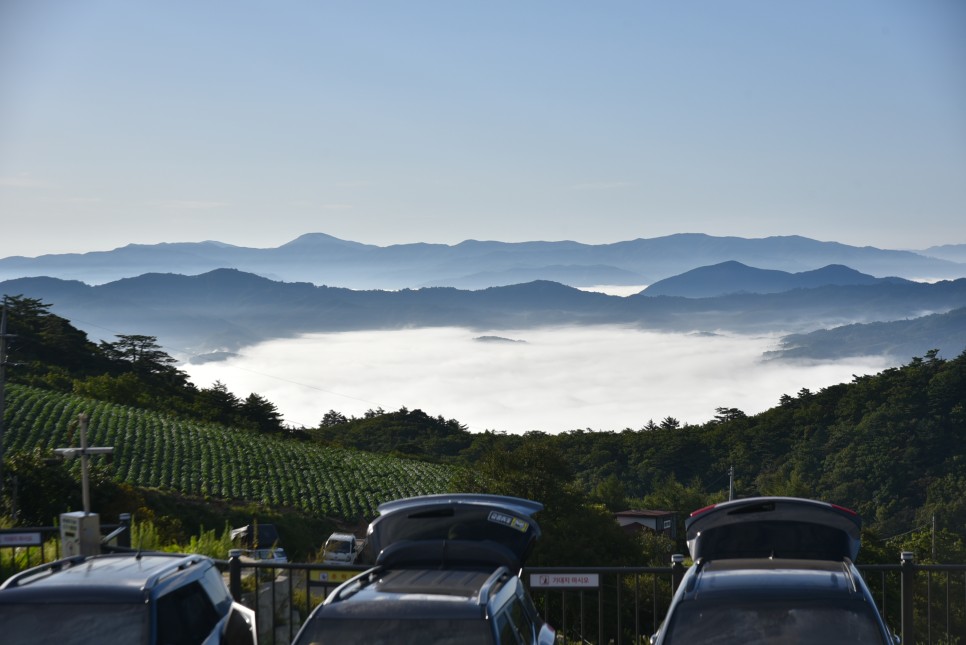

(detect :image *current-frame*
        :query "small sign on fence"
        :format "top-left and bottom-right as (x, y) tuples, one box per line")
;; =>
(0, 532), (42, 547)
(309, 569), (357, 584)
(530, 573), (600, 589)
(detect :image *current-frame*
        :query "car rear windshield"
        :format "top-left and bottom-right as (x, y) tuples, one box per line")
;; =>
(662, 598), (889, 644)
(0, 603), (148, 644)
(296, 617), (494, 645)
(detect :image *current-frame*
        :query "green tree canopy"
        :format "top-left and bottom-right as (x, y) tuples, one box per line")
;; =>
(240, 393), (284, 434)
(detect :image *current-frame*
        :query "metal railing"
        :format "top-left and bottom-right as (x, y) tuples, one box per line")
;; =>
(222, 555), (368, 645)
(523, 560), (688, 645)
(0, 525), (60, 578)
(3, 532), (965, 645)
(220, 552), (966, 645)
(0, 518), (130, 580)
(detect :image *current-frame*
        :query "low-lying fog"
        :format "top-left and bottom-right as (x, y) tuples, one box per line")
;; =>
(181, 326), (894, 433)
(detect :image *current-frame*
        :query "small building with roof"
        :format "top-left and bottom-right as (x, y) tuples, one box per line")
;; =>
(615, 509), (678, 539)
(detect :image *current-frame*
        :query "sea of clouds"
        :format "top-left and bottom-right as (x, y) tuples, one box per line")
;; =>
(181, 326), (894, 433)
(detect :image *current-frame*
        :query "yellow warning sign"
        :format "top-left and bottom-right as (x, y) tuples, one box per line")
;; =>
(309, 569), (357, 584)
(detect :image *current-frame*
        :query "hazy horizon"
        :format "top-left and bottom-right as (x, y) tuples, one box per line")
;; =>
(4, 2), (964, 256)
(181, 326), (894, 433)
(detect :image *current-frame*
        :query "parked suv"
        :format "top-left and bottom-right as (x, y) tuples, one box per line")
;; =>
(0, 551), (256, 645)
(651, 496), (896, 644)
(292, 494), (556, 645)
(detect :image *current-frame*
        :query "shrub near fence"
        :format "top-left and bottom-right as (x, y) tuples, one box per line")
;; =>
(906, 563), (966, 645)
(0, 526), (60, 580)
(0, 519), (130, 579)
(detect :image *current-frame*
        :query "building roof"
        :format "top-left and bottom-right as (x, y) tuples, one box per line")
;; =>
(615, 509), (675, 518)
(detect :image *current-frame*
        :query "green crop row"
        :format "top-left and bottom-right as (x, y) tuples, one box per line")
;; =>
(2, 384), (455, 520)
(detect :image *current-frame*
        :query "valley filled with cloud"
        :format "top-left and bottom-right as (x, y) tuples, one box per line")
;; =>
(182, 326), (894, 433)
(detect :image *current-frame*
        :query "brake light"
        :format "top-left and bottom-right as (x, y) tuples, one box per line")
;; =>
(830, 503), (858, 516)
(690, 504), (718, 518)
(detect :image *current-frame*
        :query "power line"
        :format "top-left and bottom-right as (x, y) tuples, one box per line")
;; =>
(878, 524), (931, 542)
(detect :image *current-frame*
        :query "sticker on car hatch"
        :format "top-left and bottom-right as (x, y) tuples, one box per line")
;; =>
(488, 511), (529, 532)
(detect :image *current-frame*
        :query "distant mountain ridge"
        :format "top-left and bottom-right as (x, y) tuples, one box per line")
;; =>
(767, 307), (966, 361)
(2, 232), (962, 289)
(923, 244), (966, 264)
(643, 261), (912, 298)
(3, 269), (965, 360)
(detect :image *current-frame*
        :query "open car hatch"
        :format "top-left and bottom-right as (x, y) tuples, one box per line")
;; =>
(367, 494), (543, 571)
(686, 497), (862, 562)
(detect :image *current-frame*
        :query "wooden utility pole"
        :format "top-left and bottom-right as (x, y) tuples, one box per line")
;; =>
(0, 302), (11, 503)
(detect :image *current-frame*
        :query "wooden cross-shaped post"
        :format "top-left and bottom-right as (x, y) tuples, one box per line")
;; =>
(54, 413), (114, 514)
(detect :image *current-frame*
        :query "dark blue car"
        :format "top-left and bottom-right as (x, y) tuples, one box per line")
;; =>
(0, 552), (256, 645)
(292, 494), (556, 645)
(651, 497), (897, 645)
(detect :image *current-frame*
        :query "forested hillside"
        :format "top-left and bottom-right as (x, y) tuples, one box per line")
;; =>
(554, 348), (966, 538)
(2, 293), (965, 564)
(0, 296), (457, 557)
(318, 350), (966, 540)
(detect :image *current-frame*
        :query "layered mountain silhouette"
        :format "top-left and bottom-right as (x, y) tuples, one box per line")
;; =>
(3, 268), (965, 361)
(642, 261), (912, 298)
(4, 233), (964, 362)
(2, 233), (963, 289)
(767, 308), (966, 361)
(923, 244), (966, 264)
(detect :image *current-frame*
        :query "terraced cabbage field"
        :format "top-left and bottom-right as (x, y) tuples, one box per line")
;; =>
(3, 384), (456, 519)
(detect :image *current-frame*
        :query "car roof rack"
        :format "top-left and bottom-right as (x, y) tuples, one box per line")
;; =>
(326, 567), (383, 604)
(141, 554), (206, 590)
(375, 539), (520, 571)
(0, 555), (89, 588)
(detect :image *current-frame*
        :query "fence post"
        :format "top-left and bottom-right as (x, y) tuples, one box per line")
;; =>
(118, 513), (131, 549)
(229, 549), (243, 601)
(901, 551), (916, 645)
(671, 554), (685, 594)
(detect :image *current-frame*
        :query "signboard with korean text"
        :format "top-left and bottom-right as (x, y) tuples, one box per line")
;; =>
(0, 532), (42, 547)
(529, 573), (600, 589)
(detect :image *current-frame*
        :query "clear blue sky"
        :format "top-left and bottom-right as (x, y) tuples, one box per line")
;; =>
(2, 1), (964, 257)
